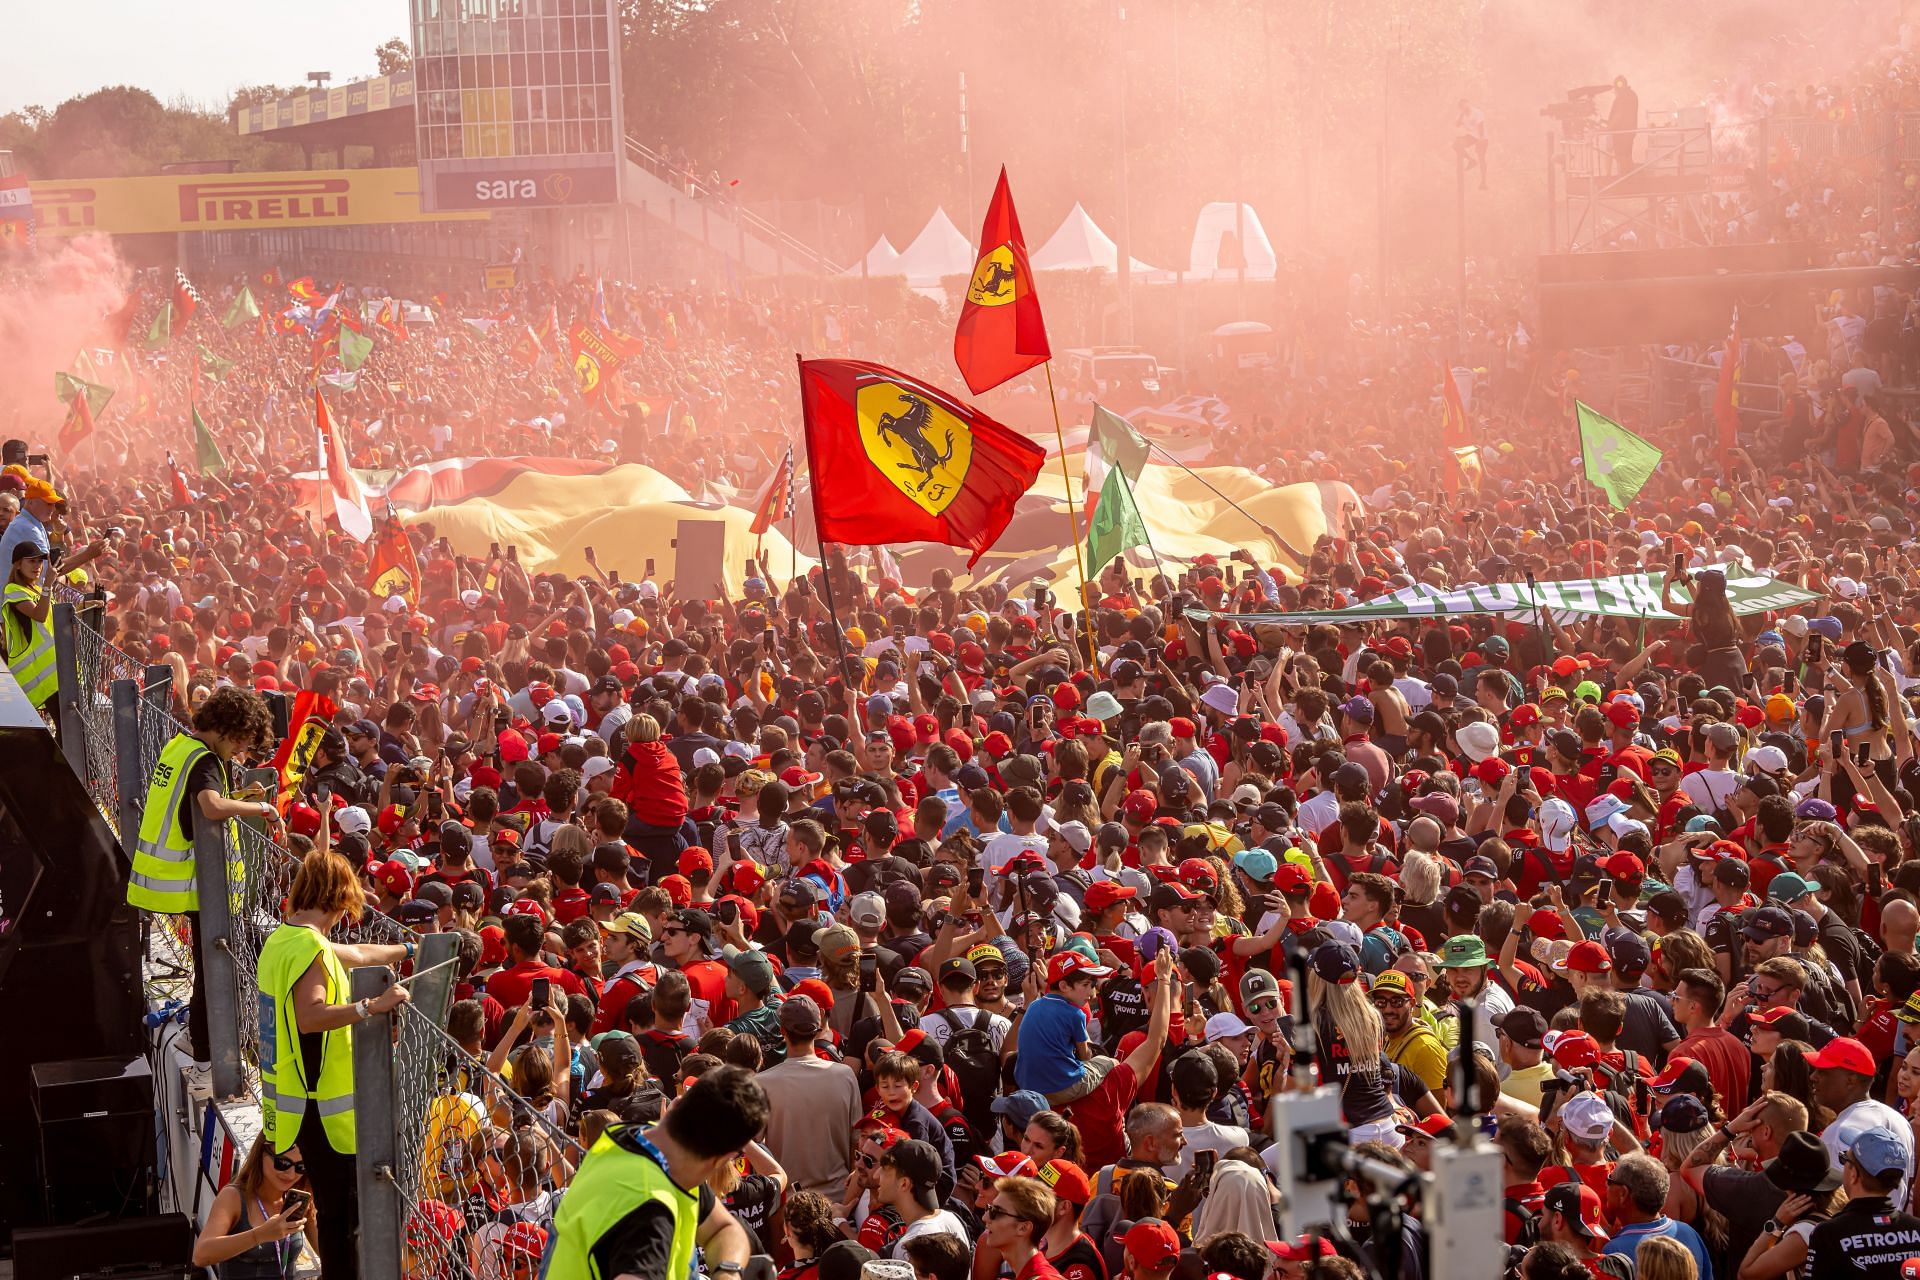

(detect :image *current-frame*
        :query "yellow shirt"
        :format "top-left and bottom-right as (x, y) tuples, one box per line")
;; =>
(1385, 1022), (1449, 1094)
(1501, 1060), (1554, 1107)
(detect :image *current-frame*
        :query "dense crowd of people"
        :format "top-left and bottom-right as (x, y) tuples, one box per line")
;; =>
(17, 63), (1920, 1280)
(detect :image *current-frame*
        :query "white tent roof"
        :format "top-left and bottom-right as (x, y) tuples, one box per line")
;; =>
(895, 208), (975, 287)
(1188, 202), (1277, 280)
(842, 235), (903, 278)
(1030, 202), (1169, 279)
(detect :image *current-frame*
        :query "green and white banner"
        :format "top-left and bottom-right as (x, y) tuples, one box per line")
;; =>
(1188, 570), (1818, 625)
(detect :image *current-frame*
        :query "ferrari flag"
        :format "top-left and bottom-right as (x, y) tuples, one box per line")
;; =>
(953, 167), (1050, 394)
(798, 358), (1045, 566)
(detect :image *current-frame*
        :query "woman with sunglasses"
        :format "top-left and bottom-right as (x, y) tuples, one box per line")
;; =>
(192, 1134), (312, 1279)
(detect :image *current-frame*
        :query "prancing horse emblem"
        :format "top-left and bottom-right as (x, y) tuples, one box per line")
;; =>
(874, 394), (953, 494)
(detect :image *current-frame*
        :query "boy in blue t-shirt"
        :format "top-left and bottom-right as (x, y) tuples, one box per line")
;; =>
(1013, 951), (1116, 1105)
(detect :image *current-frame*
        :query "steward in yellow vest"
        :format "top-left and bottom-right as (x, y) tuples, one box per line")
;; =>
(125, 686), (279, 1062)
(259, 849), (412, 1280)
(547, 1065), (769, 1280)
(3, 543), (55, 710)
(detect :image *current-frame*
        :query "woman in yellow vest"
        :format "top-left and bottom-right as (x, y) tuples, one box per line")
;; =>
(4, 541), (56, 713)
(547, 1064), (766, 1280)
(127, 686), (281, 1062)
(258, 849), (412, 1280)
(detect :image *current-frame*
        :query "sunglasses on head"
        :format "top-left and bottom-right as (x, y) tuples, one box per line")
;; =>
(270, 1155), (306, 1174)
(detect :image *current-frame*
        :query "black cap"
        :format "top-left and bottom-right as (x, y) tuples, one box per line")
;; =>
(415, 880), (454, 908)
(892, 966), (933, 999)
(440, 821), (473, 857)
(938, 956), (977, 985)
(1495, 1006), (1547, 1049)
(884, 1138), (943, 1210)
(1740, 905), (1792, 940)
(1605, 929), (1652, 975)
(1097, 821), (1130, 851)
(817, 1241), (876, 1280)
(1254, 802), (1290, 830)
(1432, 673), (1459, 695)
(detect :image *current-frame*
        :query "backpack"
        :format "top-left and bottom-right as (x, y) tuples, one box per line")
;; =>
(936, 1008), (1002, 1138)
(1325, 850), (1387, 888)
(1503, 1193), (1541, 1248)
(1595, 1050), (1651, 1141)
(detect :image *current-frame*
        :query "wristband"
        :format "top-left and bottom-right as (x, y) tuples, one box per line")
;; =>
(404, 940), (417, 962)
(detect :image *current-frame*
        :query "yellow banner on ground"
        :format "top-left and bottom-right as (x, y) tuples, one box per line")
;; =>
(30, 167), (483, 237)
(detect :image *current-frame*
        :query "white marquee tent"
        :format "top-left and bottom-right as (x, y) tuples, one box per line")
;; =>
(895, 207), (976, 288)
(1188, 202), (1277, 280)
(842, 235), (904, 278)
(1030, 202), (1171, 280)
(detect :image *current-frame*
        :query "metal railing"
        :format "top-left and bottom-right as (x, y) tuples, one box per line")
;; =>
(48, 600), (584, 1280)
(624, 133), (845, 275)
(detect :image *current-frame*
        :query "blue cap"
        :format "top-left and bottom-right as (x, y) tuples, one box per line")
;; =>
(1233, 848), (1280, 882)
(1757, 630), (1785, 649)
(1848, 1128), (1910, 1181)
(991, 1089), (1049, 1130)
(1808, 616), (1844, 640)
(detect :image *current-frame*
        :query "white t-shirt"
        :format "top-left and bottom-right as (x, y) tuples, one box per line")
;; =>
(890, 1210), (971, 1259)
(1680, 768), (1741, 814)
(1822, 1098), (1912, 1207)
(980, 831), (1048, 877)
(1296, 790), (1340, 838)
(921, 1004), (1012, 1054)
(1170, 1121), (1252, 1181)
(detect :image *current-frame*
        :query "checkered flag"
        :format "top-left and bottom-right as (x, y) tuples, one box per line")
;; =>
(172, 268), (204, 327)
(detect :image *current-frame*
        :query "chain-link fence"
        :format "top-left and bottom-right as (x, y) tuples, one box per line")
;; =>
(68, 611), (149, 835)
(383, 1002), (584, 1280)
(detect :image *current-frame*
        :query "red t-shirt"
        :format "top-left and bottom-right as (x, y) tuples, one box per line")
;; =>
(680, 957), (736, 1025)
(485, 960), (585, 1011)
(1063, 1060), (1141, 1171)
(551, 886), (593, 925)
(1540, 1161), (1614, 1204)
(1670, 1026), (1752, 1116)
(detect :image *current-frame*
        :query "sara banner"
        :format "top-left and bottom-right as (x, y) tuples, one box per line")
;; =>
(28, 168), (483, 237)
(1188, 570), (1820, 626)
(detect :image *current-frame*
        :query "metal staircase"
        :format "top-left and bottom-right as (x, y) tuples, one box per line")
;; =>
(621, 135), (843, 276)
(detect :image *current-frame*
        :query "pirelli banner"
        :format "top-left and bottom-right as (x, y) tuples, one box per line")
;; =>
(29, 167), (483, 237)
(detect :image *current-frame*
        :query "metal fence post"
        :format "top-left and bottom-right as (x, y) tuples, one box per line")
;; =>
(409, 933), (461, 1032)
(353, 966), (402, 1280)
(111, 678), (143, 844)
(50, 602), (85, 774)
(192, 821), (243, 1098)
(142, 663), (174, 725)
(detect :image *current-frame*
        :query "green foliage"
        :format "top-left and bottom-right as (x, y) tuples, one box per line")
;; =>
(375, 38), (413, 77)
(0, 85), (302, 178)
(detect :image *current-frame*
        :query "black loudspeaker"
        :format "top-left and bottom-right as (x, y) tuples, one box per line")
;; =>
(12, 1212), (193, 1280)
(29, 1056), (155, 1224)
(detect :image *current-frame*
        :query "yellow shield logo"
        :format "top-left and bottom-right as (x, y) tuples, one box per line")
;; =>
(966, 245), (1021, 308)
(856, 383), (974, 516)
(573, 351), (601, 396)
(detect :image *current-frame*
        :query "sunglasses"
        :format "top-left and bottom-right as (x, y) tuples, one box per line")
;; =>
(1247, 998), (1279, 1015)
(856, 1153), (879, 1168)
(660, 927), (689, 938)
(982, 1205), (1028, 1223)
(1371, 996), (1411, 1009)
(270, 1155), (306, 1174)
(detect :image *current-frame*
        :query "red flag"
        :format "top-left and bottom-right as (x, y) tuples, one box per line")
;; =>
(167, 453), (192, 507)
(271, 689), (337, 807)
(287, 276), (325, 304)
(375, 298), (410, 341)
(102, 293), (140, 350)
(953, 167), (1050, 394)
(56, 389), (95, 454)
(749, 447), (793, 537)
(367, 521), (421, 598)
(172, 269), (202, 329)
(1714, 313), (1742, 463)
(798, 359), (1044, 566)
(313, 388), (373, 541)
(1440, 364), (1471, 449)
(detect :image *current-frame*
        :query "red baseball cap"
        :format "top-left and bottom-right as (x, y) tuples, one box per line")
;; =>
(1176, 857), (1219, 889)
(502, 899), (548, 923)
(1046, 952), (1113, 986)
(376, 862), (414, 897)
(1267, 1237), (1337, 1262)
(1555, 940), (1612, 975)
(536, 732), (563, 756)
(1805, 1036), (1876, 1075)
(1124, 791), (1158, 822)
(1747, 1006), (1801, 1028)
(1085, 881), (1139, 910)
(1604, 851), (1646, 882)
(1647, 1055), (1702, 1090)
(1120, 1220), (1181, 1270)
(975, 1150), (1036, 1179)
(1395, 1114), (1452, 1139)
(1037, 1159), (1092, 1205)
(1546, 1030), (1599, 1069)
(678, 847), (713, 878)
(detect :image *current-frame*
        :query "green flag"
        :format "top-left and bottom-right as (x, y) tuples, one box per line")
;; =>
(1577, 400), (1663, 510)
(339, 325), (375, 371)
(223, 286), (260, 329)
(193, 406), (227, 474)
(1089, 403), (1150, 483)
(197, 344), (234, 382)
(144, 301), (173, 349)
(1086, 459), (1149, 577)
(54, 372), (114, 417)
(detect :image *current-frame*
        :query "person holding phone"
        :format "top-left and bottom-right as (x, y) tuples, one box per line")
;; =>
(192, 1133), (313, 1279)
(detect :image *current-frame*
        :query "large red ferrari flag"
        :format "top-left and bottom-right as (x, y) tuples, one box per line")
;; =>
(799, 359), (1045, 566)
(953, 167), (1050, 394)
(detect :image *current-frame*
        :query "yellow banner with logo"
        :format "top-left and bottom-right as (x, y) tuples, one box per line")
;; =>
(29, 167), (483, 237)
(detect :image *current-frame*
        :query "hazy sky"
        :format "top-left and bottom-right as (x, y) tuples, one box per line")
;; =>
(3, 0), (402, 114)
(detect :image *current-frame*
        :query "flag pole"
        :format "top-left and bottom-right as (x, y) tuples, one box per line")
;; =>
(796, 355), (858, 723)
(1139, 435), (1311, 565)
(1042, 362), (1097, 668)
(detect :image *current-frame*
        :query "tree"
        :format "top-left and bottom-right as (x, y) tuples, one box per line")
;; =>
(228, 84), (296, 124)
(375, 38), (413, 77)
